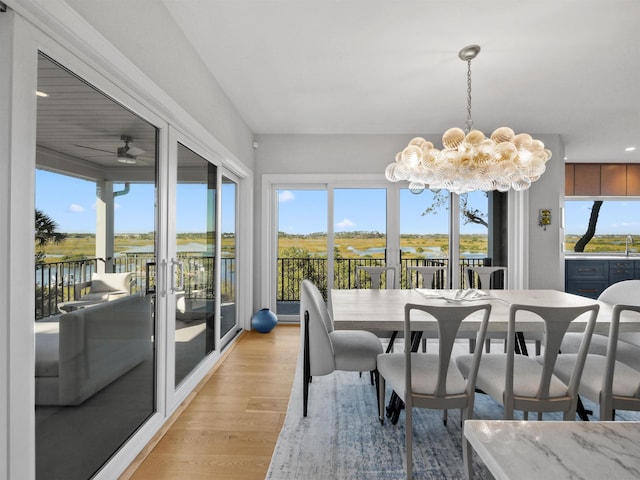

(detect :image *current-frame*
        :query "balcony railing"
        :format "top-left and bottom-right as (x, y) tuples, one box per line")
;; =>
(277, 256), (492, 304)
(35, 255), (235, 320)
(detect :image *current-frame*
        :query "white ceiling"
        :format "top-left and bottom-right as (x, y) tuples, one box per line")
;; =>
(160, 0), (640, 164)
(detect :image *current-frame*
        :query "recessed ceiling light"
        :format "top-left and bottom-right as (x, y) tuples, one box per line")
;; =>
(625, 146), (636, 152)
(36, 91), (48, 97)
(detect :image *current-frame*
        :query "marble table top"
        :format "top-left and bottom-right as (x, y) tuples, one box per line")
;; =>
(464, 420), (640, 479)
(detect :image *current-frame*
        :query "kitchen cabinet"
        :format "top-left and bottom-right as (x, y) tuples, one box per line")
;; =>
(565, 258), (640, 299)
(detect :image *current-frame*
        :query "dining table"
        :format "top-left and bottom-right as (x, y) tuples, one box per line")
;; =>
(330, 288), (622, 336)
(329, 288), (634, 423)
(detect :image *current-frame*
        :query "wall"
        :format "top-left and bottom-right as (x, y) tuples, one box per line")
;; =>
(254, 133), (565, 291)
(526, 135), (565, 289)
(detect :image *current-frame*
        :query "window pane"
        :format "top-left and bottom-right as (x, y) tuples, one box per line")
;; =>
(564, 200), (640, 253)
(174, 143), (216, 387)
(400, 188), (449, 287)
(277, 189), (327, 314)
(334, 188), (387, 289)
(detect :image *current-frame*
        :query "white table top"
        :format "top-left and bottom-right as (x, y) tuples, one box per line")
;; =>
(330, 288), (627, 335)
(464, 419), (640, 480)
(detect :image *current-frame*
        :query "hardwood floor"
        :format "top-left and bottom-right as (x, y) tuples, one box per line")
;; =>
(124, 324), (300, 480)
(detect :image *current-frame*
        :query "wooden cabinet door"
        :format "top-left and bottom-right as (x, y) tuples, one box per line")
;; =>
(601, 164), (627, 195)
(573, 164), (601, 196)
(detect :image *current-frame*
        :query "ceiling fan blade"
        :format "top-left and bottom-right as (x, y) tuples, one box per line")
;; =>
(125, 145), (145, 156)
(73, 144), (114, 154)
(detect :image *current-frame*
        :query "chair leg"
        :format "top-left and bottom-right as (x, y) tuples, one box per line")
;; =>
(485, 339), (491, 353)
(442, 409), (448, 426)
(373, 370), (380, 419)
(468, 338), (476, 353)
(378, 375), (386, 425)
(406, 401), (413, 480)
(370, 370), (375, 385)
(303, 311), (311, 417)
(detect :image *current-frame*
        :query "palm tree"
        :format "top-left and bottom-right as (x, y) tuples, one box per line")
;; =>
(35, 209), (66, 264)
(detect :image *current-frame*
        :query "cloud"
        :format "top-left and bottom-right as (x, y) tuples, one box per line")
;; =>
(278, 190), (295, 202)
(336, 218), (355, 229)
(69, 204), (85, 213)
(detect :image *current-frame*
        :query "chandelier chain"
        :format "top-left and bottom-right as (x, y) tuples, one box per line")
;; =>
(465, 59), (473, 134)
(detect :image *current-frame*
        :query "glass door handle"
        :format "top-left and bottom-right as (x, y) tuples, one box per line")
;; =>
(171, 258), (184, 293)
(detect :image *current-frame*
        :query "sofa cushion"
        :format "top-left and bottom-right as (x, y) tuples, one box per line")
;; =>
(89, 272), (133, 293)
(35, 322), (59, 377)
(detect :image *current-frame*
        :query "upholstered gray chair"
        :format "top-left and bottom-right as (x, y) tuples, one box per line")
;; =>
(562, 280), (640, 371)
(553, 304), (640, 420)
(457, 303), (599, 421)
(377, 302), (491, 480)
(300, 279), (383, 417)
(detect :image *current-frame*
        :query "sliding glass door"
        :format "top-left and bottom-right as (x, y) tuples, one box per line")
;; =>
(35, 53), (157, 480)
(220, 174), (238, 345)
(173, 143), (216, 387)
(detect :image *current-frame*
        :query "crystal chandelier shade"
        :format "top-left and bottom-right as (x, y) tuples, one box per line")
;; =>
(385, 45), (552, 195)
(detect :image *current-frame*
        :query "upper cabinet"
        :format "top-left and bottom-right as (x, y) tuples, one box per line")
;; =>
(566, 163), (640, 196)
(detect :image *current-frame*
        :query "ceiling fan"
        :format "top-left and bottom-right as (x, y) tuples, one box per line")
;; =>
(116, 136), (145, 164)
(73, 135), (146, 164)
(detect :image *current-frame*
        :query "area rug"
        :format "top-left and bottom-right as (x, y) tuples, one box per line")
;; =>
(266, 340), (640, 480)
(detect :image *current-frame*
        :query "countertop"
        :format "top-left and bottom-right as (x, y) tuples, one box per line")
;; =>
(464, 420), (640, 480)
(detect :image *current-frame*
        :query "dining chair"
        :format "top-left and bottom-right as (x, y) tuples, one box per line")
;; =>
(406, 265), (446, 289)
(300, 279), (383, 417)
(456, 303), (599, 421)
(464, 266), (513, 354)
(553, 304), (640, 420)
(355, 265), (397, 289)
(562, 280), (640, 371)
(465, 266), (507, 290)
(377, 302), (491, 480)
(355, 265), (404, 354)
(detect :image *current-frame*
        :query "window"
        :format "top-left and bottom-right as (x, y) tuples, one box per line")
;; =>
(564, 199), (640, 253)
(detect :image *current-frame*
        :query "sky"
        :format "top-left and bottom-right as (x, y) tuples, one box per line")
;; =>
(36, 169), (640, 236)
(277, 188), (489, 235)
(35, 169), (236, 234)
(564, 200), (640, 235)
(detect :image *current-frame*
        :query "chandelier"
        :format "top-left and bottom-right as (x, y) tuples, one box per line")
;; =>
(385, 45), (552, 195)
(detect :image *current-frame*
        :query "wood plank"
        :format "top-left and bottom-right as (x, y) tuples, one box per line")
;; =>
(122, 325), (299, 480)
(601, 163), (627, 195)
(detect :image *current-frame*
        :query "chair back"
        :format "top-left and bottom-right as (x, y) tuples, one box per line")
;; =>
(598, 280), (640, 345)
(598, 280), (640, 305)
(404, 303), (491, 399)
(602, 304), (640, 399)
(466, 266), (507, 290)
(355, 266), (396, 289)
(505, 303), (599, 403)
(301, 280), (335, 376)
(407, 265), (446, 289)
